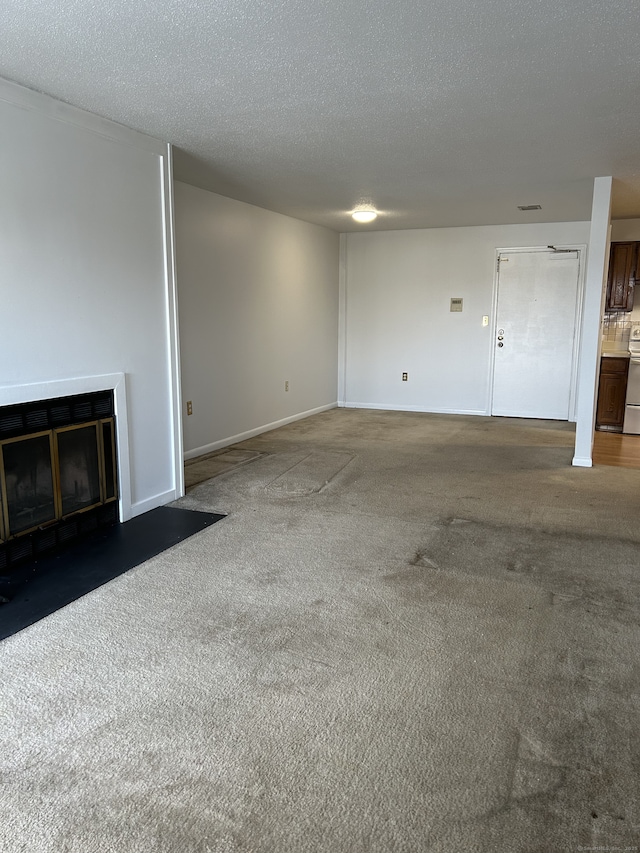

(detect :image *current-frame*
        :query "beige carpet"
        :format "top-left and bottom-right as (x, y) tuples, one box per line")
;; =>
(1, 409), (639, 852)
(184, 448), (267, 489)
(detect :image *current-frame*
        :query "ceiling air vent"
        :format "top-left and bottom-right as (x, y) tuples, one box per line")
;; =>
(517, 204), (542, 211)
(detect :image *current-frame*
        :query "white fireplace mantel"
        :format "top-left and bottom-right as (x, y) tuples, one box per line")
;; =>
(0, 373), (132, 522)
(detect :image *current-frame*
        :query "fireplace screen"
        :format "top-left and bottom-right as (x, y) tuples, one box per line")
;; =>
(101, 419), (117, 502)
(0, 417), (117, 543)
(56, 424), (102, 516)
(1, 432), (57, 537)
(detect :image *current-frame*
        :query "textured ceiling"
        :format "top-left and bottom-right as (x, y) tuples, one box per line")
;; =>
(1, 0), (639, 232)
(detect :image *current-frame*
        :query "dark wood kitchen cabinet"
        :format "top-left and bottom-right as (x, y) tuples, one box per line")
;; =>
(595, 356), (629, 432)
(605, 242), (638, 312)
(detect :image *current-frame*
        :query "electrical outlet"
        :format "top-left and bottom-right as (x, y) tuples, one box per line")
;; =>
(402, 372), (408, 381)
(285, 381), (289, 392)
(186, 401), (193, 416)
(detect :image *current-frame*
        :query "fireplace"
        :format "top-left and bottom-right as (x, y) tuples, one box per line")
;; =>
(0, 391), (118, 571)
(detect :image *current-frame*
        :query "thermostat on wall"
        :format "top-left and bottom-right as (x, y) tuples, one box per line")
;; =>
(450, 298), (463, 312)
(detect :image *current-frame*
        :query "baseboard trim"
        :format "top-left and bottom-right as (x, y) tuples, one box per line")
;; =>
(572, 455), (593, 468)
(184, 403), (338, 461)
(343, 402), (489, 417)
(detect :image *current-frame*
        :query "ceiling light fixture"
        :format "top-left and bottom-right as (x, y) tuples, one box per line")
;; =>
(352, 209), (378, 223)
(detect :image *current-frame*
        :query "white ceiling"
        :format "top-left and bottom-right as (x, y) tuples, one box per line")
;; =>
(1, 0), (639, 232)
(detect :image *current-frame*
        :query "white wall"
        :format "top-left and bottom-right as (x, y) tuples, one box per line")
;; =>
(175, 182), (340, 457)
(343, 221), (590, 414)
(0, 79), (181, 518)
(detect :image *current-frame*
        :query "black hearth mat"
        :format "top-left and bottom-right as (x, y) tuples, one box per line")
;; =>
(0, 506), (225, 641)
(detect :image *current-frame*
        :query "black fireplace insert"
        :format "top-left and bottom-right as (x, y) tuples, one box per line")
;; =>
(0, 391), (118, 571)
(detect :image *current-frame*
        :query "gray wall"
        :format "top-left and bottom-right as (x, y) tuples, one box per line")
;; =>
(342, 221), (591, 415)
(0, 79), (181, 517)
(174, 181), (340, 457)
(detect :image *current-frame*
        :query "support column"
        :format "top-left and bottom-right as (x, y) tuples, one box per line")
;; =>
(572, 176), (612, 467)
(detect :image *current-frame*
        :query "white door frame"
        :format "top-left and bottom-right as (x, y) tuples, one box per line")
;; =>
(487, 244), (587, 422)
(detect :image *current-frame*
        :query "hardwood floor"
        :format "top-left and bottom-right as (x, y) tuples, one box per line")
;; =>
(593, 430), (640, 469)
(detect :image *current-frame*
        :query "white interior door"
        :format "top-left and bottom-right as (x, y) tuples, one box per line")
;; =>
(491, 249), (580, 419)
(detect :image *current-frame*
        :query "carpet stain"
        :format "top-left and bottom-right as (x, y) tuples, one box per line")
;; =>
(508, 730), (566, 802)
(185, 449), (268, 490)
(404, 517), (640, 627)
(408, 549), (440, 569)
(266, 451), (355, 496)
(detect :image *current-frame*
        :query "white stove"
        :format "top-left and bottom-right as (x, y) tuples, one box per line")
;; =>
(623, 323), (640, 434)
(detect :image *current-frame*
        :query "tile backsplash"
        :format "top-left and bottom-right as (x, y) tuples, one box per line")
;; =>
(602, 313), (632, 347)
